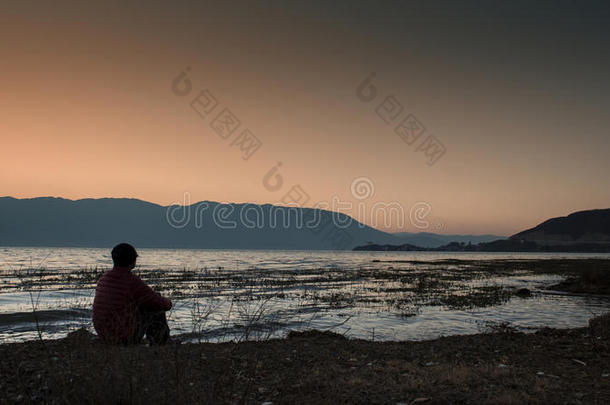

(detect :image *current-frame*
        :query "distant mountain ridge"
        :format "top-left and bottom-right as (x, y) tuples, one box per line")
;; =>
(0, 196), (385, 250)
(0, 196), (492, 250)
(510, 209), (610, 245)
(355, 208), (610, 253)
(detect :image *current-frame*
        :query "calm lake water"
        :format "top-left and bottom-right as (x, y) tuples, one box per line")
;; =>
(1, 247), (610, 343)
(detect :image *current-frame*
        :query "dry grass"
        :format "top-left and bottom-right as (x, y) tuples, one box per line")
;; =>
(590, 312), (610, 339)
(1, 316), (610, 404)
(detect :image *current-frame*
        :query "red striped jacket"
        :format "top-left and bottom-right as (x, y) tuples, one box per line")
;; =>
(92, 266), (172, 343)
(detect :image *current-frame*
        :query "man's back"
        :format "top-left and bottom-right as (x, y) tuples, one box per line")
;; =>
(93, 266), (172, 344)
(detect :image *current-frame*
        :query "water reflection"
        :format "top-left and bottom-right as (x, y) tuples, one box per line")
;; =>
(0, 248), (609, 343)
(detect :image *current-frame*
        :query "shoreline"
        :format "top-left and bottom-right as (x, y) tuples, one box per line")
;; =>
(2, 258), (610, 345)
(1, 315), (609, 404)
(1, 258), (609, 403)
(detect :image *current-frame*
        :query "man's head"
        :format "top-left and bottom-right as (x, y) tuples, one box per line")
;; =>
(111, 243), (138, 268)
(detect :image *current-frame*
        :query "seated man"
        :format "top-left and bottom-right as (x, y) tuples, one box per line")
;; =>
(93, 243), (172, 344)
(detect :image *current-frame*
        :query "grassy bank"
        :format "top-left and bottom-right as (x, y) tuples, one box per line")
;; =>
(1, 314), (610, 404)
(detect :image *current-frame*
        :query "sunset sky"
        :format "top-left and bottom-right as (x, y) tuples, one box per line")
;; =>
(1, 0), (609, 235)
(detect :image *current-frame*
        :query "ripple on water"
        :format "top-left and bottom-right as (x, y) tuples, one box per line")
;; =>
(1, 248), (610, 343)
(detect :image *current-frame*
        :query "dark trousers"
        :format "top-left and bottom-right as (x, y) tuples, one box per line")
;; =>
(134, 309), (170, 345)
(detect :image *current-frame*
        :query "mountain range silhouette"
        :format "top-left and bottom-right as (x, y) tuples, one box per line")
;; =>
(0, 197), (505, 250)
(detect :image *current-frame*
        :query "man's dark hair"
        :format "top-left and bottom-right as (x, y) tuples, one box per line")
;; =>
(111, 243), (138, 267)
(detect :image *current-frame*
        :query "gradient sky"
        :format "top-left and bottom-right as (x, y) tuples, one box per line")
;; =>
(1, 0), (609, 235)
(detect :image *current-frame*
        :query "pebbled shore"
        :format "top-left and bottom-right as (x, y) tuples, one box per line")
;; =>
(1, 315), (609, 405)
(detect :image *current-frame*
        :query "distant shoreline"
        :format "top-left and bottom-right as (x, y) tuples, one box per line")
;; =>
(353, 240), (610, 253)
(3, 244), (610, 254)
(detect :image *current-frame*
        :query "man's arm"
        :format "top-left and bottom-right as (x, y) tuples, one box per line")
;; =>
(130, 274), (172, 311)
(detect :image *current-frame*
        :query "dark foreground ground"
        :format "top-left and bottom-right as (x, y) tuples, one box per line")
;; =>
(1, 314), (610, 405)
